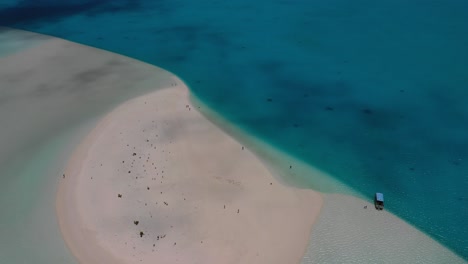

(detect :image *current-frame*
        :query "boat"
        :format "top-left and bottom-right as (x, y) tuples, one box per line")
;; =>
(374, 193), (384, 210)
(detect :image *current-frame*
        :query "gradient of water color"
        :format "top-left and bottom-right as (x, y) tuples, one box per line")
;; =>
(1, 0), (467, 260)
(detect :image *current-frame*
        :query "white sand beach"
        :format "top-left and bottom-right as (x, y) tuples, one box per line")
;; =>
(0, 28), (176, 263)
(2, 28), (464, 264)
(191, 99), (466, 264)
(56, 78), (323, 264)
(0, 27), (173, 171)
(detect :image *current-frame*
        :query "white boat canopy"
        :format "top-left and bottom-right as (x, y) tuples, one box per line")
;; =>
(376, 193), (384, 202)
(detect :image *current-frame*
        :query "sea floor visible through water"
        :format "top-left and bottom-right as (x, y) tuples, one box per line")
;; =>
(1, 0), (467, 260)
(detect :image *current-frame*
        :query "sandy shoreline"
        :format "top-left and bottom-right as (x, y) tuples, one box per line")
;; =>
(302, 193), (466, 264)
(190, 94), (466, 264)
(0, 28), (178, 263)
(1, 28), (464, 263)
(56, 77), (322, 264)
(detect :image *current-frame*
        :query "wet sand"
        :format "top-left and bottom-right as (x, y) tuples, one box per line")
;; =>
(0, 28), (173, 263)
(302, 194), (466, 264)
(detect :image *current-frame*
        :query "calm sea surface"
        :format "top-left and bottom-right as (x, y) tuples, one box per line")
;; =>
(1, 0), (467, 259)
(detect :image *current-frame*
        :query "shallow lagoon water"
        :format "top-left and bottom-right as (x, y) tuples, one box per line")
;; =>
(1, 0), (468, 260)
(0, 31), (177, 263)
(0, 124), (81, 264)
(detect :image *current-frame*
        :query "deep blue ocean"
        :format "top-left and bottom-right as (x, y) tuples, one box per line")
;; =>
(1, 0), (467, 259)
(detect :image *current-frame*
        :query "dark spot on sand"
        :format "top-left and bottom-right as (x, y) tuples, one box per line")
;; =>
(134, 221), (139, 225)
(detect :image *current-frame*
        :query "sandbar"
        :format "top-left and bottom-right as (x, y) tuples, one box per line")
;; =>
(56, 77), (322, 264)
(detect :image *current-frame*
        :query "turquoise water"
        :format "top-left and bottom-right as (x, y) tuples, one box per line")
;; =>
(1, 0), (467, 259)
(0, 128), (79, 264)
